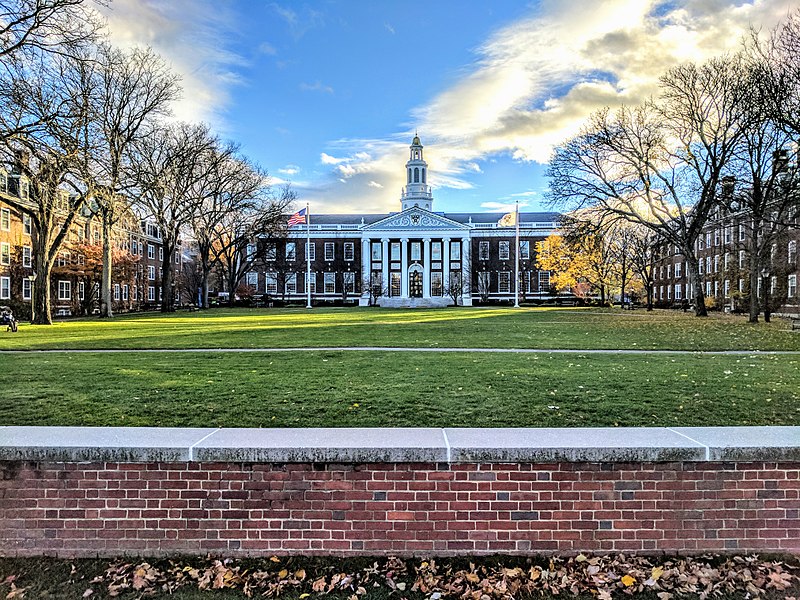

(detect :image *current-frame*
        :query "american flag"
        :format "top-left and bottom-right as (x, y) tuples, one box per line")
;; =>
(287, 207), (306, 227)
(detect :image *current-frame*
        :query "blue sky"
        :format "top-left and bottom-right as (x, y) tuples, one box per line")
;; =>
(101, 0), (797, 214)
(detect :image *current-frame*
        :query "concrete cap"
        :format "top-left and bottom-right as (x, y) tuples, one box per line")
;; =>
(672, 426), (800, 461)
(0, 426), (796, 463)
(193, 428), (447, 463)
(0, 427), (217, 462)
(444, 427), (707, 462)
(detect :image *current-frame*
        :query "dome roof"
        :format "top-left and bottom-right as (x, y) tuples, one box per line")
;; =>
(412, 135), (421, 146)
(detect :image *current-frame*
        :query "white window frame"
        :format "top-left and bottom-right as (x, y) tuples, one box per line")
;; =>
(58, 280), (71, 301)
(285, 273), (297, 295)
(343, 271), (355, 294)
(148, 265), (156, 281)
(479, 241), (489, 260)
(0, 276), (9, 300)
(324, 242), (335, 261)
(148, 286), (155, 301)
(147, 244), (155, 259)
(158, 247), (163, 261)
(498, 271), (511, 294)
(0, 208), (9, 231)
(286, 242), (296, 261)
(0, 242), (9, 266)
(499, 241), (509, 261)
(122, 284), (129, 301)
(789, 274), (797, 298)
(306, 242), (316, 261)
(324, 272), (335, 294)
(22, 278), (31, 300)
(266, 273), (278, 295)
(344, 242), (354, 262)
(22, 214), (31, 236)
(519, 240), (530, 260)
(79, 281), (85, 301)
(114, 283), (120, 301)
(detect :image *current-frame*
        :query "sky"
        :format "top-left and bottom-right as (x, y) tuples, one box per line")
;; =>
(99, 0), (799, 215)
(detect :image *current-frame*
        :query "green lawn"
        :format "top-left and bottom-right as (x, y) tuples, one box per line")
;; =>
(1, 350), (797, 427)
(0, 306), (798, 351)
(2, 307), (799, 428)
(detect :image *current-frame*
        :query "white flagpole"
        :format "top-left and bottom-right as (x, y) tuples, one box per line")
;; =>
(514, 200), (520, 308)
(306, 203), (312, 309)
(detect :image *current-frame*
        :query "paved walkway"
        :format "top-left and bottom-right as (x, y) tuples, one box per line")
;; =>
(2, 346), (799, 355)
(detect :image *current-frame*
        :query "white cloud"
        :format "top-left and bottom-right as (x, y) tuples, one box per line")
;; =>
(98, 0), (246, 130)
(306, 0), (792, 213)
(384, 23), (396, 35)
(279, 165), (300, 176)
(481, 201), (531, 211)
(320, 153), (346, 165)
(258, 41), (277, 55)
(300, 81), (335, 94)
(368, 181), (383, 188)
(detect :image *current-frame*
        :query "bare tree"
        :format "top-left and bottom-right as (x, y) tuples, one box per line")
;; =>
(127, 121), (217, 312)
(208, 184), (293, 305)
(548, 56), (749, 316)
(0, 47), (97, 323)
(81, 43), (179, 318)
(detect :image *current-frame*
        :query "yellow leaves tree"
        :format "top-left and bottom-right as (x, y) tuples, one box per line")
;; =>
(536, 232), (615, 303)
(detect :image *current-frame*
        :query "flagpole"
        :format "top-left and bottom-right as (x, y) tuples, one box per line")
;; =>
(306, 203), (312, 309)
(514, 200), (520, 308)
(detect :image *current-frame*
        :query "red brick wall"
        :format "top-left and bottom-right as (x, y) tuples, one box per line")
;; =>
(0, 461), (797, 557)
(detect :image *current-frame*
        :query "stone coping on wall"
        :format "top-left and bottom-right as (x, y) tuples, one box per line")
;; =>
(0, 426), (798, 463)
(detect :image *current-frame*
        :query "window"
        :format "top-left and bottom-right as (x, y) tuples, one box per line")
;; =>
(371, 242), (381, 261)
(22, 278), (31, 300)
(675, 284), (682, 300)
(158, 247), (163, 261)
(675, 262), (682, 278)
(431, 272), (443, 296)
(705, 256), (711, 274)
(0, 242), (9, 265)
(57, 251), (69, 267)
(22, 214), (31, 236)
(479, 241), (489, 260)
(539, 271), (550, 292)
(498, 271), (511, 293)
(147, 244), (155, 259)
(411, 242), (421, 261)
(306, 242), (316, 261)
(739, 250), (746, 269)
(770, 275), (777, 295)
(698, 236), (704, 250)
(122, 285), (129, 301)
(324, 272), (335, 294)
(431, 242), (441, 261)
(266, 273), (278, 295)
(390, 243), (400, 261)
(724, 252), (730, 271)
(450, 241), (461, 261)
(133, 285), (138, 301)
(175, 251), (180, 265)
(738, 224), (746, 241)
(343, 272), (355, 294)
(344, 242), (354, 261)
(148, 286), (155, 301)
(265, 243), (276, 261)
(666, 264), (671, 279)
(714, 280), (719, 297)
(306, 272), (316, 294)
(390, 272), (401, 296)
(246, 272), (258, 289)
(286, 242), (296, 261)
(246, 244), (256, 259)
(285, 273), (297, 295)
(789, 240), (797, 264)
(705, 232), (711, 248)
(58, 280), (71, 301)
(713, 255), (719, 273)
(667, 286), (672, 300)
(724, 279), (730, 298)
(79, 281), (85, 300)
(112, 284), (119, 301)
(499, 241), (510, 260)
(724, 227), (732, 244)
(714, 229), (720, 246)
(698, 260), (704, 275)
(0, 208), (9, 231)
(148, 265), (155, 280)
(520, 240), (530, 260)
(131, 239), (138, 255)
(789, 274), (797, 298)
(706, 281), (711, 297)
(0, 276), (9, 299)
(324, 242), (335, 261)
(739, 279), (744, 293)
(19, 179), (29, 199)
(771, 243), (777, 263)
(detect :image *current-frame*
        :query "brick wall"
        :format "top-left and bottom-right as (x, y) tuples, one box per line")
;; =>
(1, 460), (797, 557)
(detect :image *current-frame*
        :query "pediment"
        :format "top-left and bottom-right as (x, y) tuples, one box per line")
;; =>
(363, 207), (469, 231)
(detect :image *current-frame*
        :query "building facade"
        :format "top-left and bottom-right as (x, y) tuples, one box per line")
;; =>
(246, 136), (559, 307)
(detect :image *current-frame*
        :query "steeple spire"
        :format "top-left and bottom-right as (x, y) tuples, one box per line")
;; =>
(401, 134), (433, 211)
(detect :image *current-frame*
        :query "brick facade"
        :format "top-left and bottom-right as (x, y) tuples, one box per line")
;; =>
(1, 460), (797, 557)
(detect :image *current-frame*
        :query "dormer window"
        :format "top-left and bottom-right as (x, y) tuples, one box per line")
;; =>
(20, 178), (29, 199)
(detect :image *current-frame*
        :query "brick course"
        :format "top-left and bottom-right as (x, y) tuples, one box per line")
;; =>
(0, 460), (797, 557)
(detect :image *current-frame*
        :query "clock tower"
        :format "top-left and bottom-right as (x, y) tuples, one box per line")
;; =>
(400, 134), (433, 211)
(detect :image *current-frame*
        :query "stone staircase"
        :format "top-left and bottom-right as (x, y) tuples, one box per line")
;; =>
(378, 297), (452, 309)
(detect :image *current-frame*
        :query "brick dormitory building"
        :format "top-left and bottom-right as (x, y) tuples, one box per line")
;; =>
(0, 168), (185, 317)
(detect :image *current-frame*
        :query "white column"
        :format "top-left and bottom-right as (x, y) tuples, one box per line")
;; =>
(400, 238), (409, 298)
(443, 237), (451, 293)
(462, 236), (472, 306)
(381, 238), (389, 297)
(423, 238), (431, 298)
(361, 237), (370, 292)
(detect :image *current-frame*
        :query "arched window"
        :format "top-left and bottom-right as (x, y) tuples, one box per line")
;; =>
(408, 169), (411, 184)
(414, 151), (419, 159)
(414, 168), (419, 183)
(422, 169), (426, 184)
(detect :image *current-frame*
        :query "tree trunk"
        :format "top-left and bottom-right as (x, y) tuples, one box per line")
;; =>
(599, 284), (605, 305)
(748, 255), (760, 324)
(684, 249), (707, 317)
(763, 275), (771, 323)
(160, 240), (176, 312)
(32, 252), (52, 325)
(100, 210), (113, 318)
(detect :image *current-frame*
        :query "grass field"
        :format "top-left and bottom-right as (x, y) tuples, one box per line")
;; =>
(1, 307), (799, 428)
(0, 306), (798, 351)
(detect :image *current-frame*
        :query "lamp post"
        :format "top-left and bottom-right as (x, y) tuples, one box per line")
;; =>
(27, 273), (36, 324)
(761, 267), (771, 323)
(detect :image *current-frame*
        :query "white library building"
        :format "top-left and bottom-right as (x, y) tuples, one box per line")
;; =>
(254, 136), (560, 307)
